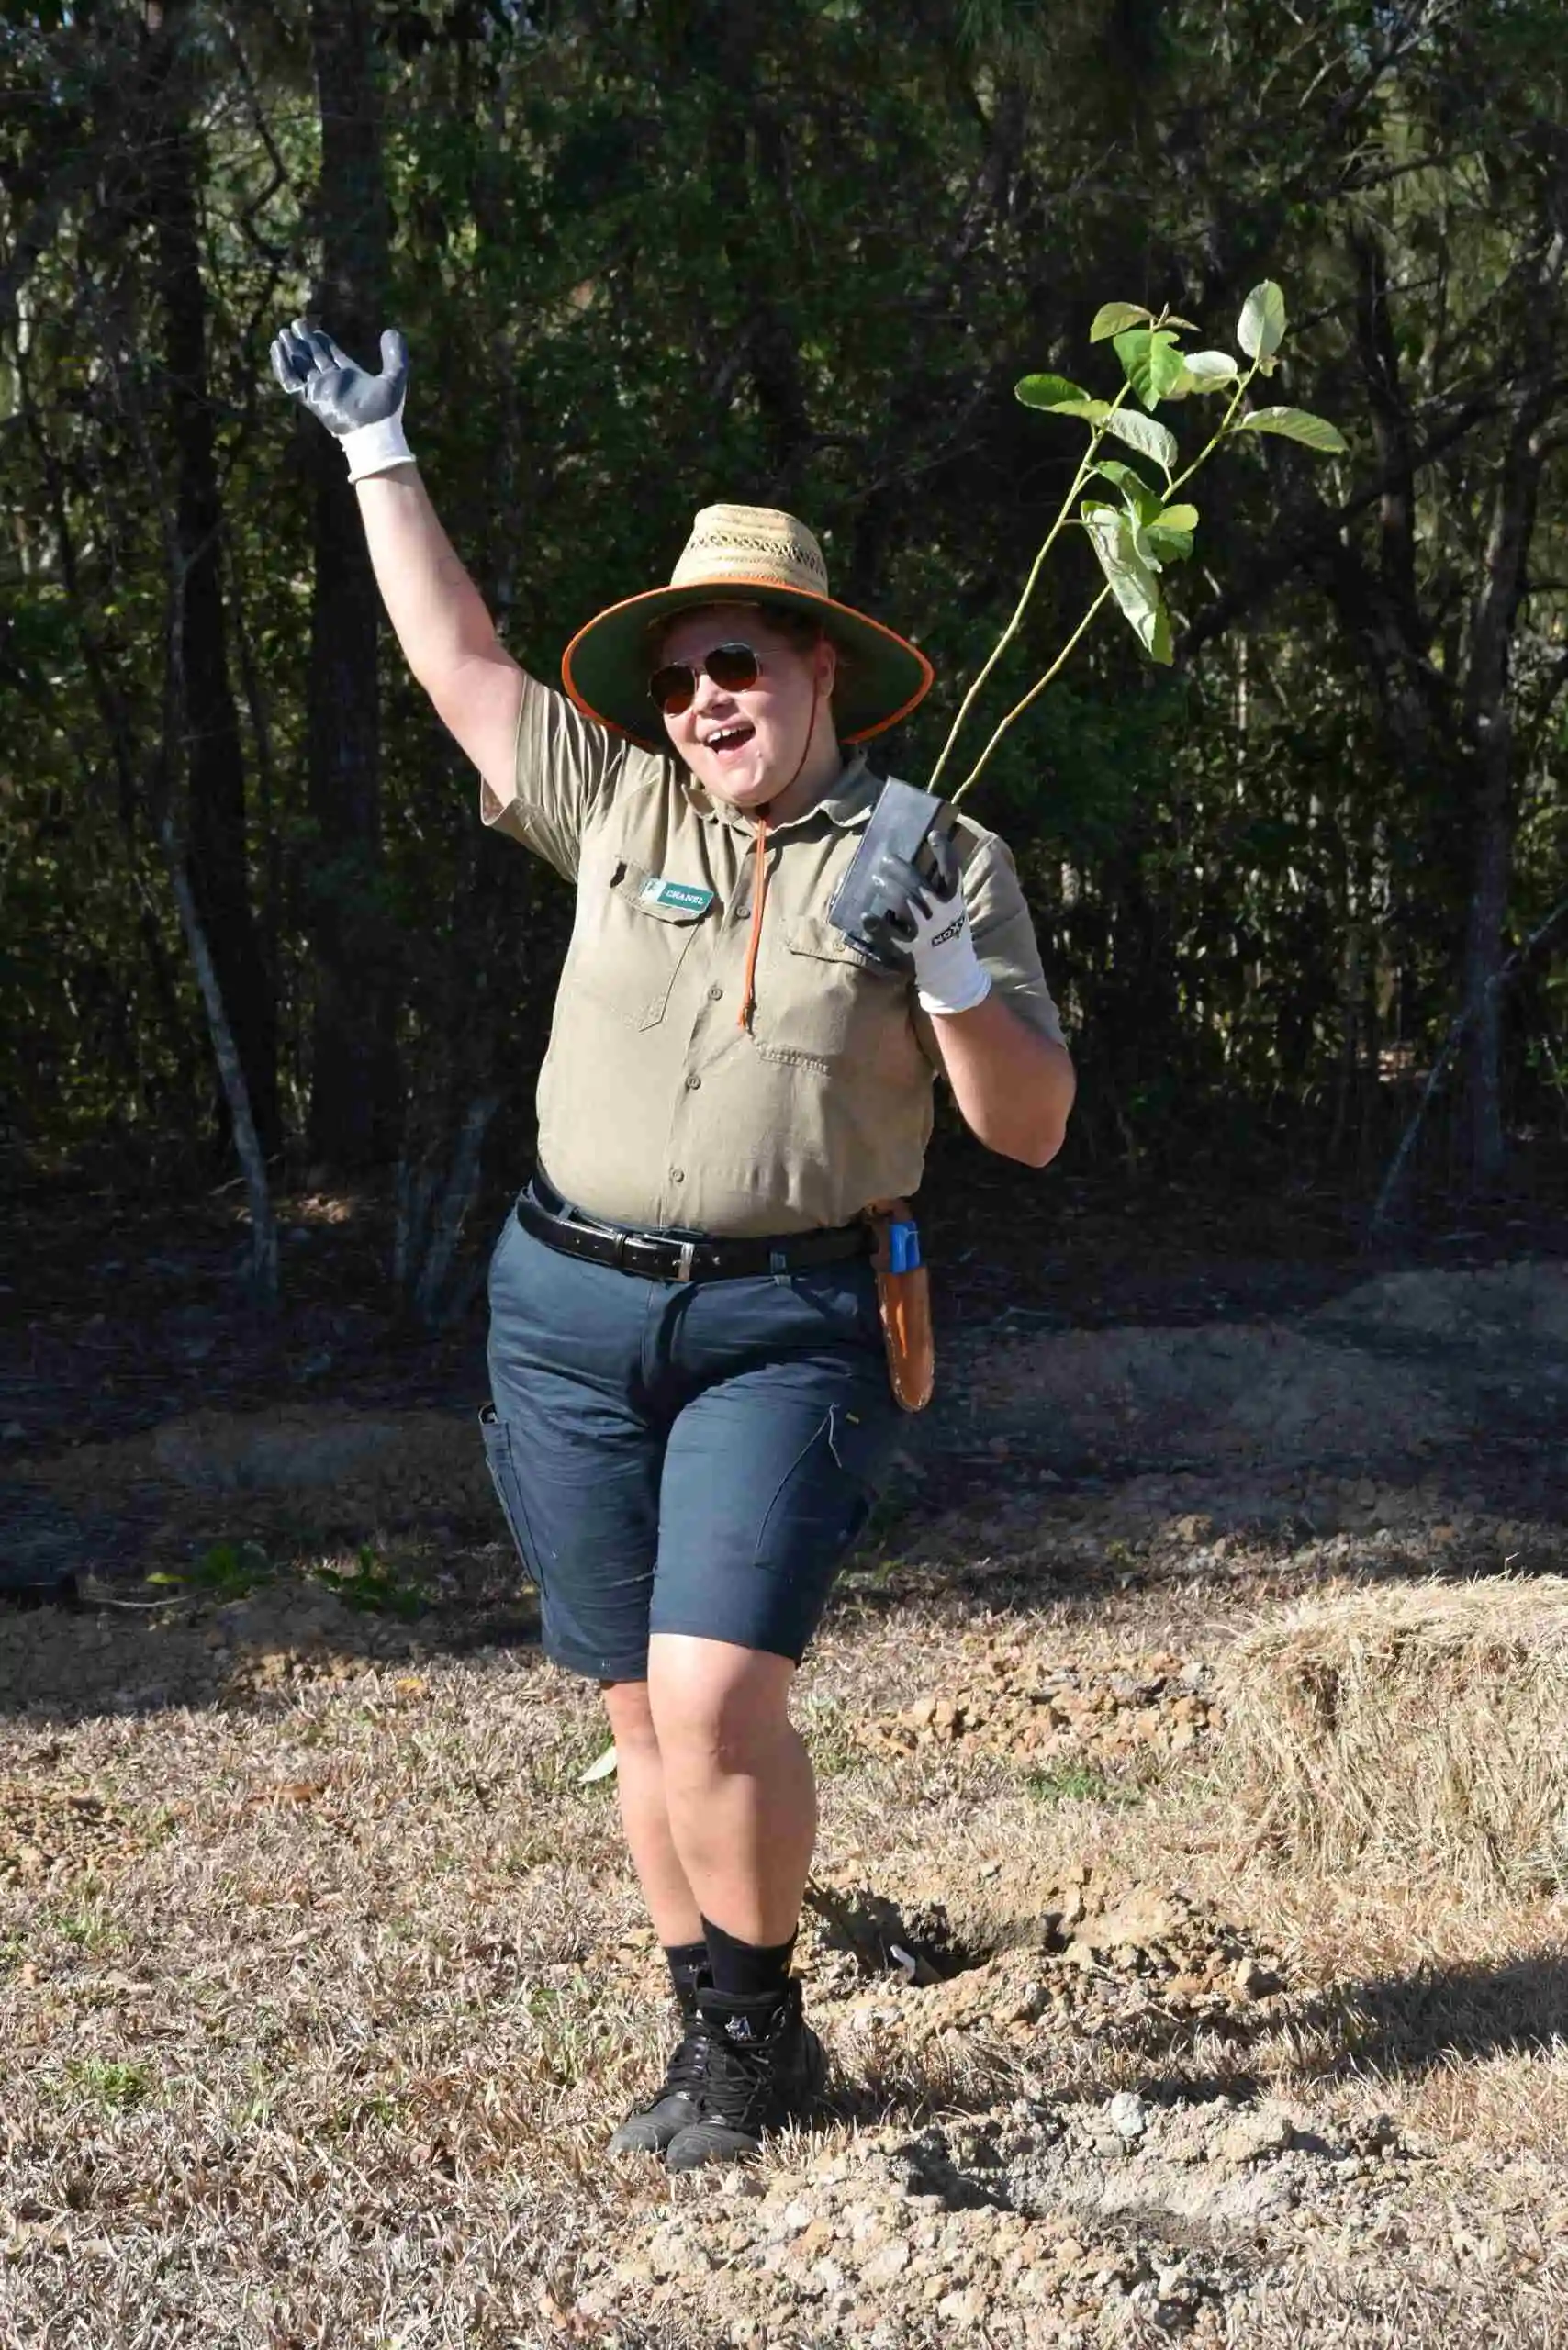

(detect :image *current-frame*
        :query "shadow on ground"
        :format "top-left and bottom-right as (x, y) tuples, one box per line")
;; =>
(1101, 1950), (1568, 2087)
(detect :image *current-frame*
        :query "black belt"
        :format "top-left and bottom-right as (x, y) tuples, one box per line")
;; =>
(516, 1172), (871, 1284)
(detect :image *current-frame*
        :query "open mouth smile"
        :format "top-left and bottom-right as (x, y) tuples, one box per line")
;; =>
(701, 723), (756, 757)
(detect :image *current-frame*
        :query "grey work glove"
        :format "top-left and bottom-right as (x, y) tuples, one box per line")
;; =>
(270, 318), (414, 483)
(860, 830), (991, 1017)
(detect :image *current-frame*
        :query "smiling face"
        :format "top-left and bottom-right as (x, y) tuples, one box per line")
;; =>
(655, 603), (842, 822)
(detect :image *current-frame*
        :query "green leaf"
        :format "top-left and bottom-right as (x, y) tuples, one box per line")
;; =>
(1238, 281), (1287, 366)
(1015, 373), (1091, 409)
(1103, 406), (1178, 472)
(1113, 328), (1186, 410)
(1141, 522), (1194, 565)
(1178, 351), (1239, 389)
(1016, 376), (1111, 421)
(1091, 300), (1154, 341)
(1159, 502), (1199, 531)
(1236, 405), (1347, 453)
(1082, 502), (1173, 664)
(1090, 459), (1160, 518)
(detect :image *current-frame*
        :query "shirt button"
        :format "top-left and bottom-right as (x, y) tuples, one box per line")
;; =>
(670, 1168), (685, 1183)
(686, 1073), (702, 1090)
(709, 984), (723, 1002)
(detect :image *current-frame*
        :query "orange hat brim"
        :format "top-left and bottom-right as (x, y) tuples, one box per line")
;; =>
(562, 577), (934, 751)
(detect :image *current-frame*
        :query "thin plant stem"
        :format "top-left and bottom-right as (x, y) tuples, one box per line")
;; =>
(926, 381), (1134, 797)
(944, 351), (1262, 810)
(1166, 359), (1260, 498)
(950, 586), (1112, 807)
(933, 306), (1266, 811)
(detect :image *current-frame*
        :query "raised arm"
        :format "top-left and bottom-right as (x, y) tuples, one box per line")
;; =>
(271, 319), (523, 796)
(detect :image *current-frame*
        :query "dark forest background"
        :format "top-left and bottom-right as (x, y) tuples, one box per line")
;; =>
(4, 0), (1567, 1310)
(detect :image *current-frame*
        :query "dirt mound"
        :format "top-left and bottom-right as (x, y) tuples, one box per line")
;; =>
(855, 1639), (1218, 1771)
(964, 1323), (1458, 1471)
(817, 1871), (1286, 2051)
(22, 1406), (494, 1530)
(0, 1576), (447, 1718)
(573, 1865), (1568, 2344)
(605, 2092), (1418, 2345)
(1312, 1260), (1568, 1348)
(149, 1410), (413, 1492)
(577, 1876), (1437, 2350)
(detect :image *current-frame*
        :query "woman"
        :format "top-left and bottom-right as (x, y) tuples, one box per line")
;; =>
(273, 320), (1075, 2170)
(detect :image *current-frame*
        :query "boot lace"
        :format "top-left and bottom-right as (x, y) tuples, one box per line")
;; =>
(701, 2024), (780, 2131)
(642, 2022), (707, 2112)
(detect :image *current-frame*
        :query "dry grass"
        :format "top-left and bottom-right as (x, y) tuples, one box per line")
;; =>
(1216, 1575), (1568, 1893)
(3, 1555), (1568, 2346)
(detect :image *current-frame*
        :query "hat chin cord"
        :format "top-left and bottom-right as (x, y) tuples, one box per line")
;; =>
(737, 637), (826, 1032)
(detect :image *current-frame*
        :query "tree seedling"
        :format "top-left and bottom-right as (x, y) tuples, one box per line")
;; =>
(933, 279), (1345, 807)
(830, 283), (1343, 960)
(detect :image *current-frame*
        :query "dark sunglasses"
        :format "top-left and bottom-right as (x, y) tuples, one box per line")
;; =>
(647, 641), (760, 716)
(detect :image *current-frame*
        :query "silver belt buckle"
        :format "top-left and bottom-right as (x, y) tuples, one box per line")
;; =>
(676, 1239), (697, 1283)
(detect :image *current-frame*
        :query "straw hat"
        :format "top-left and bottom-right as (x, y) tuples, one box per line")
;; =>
(561, 504), (934, 751)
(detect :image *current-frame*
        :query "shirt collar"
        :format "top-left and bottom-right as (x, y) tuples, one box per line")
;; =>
(677, 748), (879, 835)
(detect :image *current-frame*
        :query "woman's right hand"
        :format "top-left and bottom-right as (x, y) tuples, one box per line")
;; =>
(270, 319), (415, 481)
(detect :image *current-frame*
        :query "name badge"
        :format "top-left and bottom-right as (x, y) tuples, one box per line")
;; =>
(639, 876), (714, 916)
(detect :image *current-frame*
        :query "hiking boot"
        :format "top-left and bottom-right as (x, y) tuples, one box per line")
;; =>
(663, 1981), (827, 2171)
(608, 1986), (711, 2156)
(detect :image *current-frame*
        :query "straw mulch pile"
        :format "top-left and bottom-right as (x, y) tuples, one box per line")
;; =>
(1218, 1575), (1568, 1893)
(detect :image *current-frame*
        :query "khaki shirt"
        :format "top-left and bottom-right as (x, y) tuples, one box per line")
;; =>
(481, 677), (1064, 1237)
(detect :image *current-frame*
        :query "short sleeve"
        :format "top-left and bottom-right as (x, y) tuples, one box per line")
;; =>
(914, 825), (1066, 1061)
(480, 672), (669, 881)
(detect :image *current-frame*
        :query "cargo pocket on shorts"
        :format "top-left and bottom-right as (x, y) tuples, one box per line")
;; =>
(752, 1400), (884, 1575)
(479, 1404), (542, 1589)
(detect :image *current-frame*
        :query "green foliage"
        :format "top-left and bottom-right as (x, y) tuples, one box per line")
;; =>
(1236, 407), (1349, 453)
(1016, 374), (1092, 409)
(1083, 503), (1173, 664)
(1113, 326), (1187, 409)
(311, 1547), (429, 1619)
(148, 1542), (274, 1598)
(64, 2058), (152, 2110)
(2, 0), (1566, 1192)
(1238, 280), (1287, 371)
(960, 279), (1340, 792)
(1025, 1761), (1140, 1807)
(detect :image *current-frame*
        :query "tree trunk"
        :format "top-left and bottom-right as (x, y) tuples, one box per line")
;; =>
(146, 31), (281, 1158)
(1457, 725), (1514, 1185)
(305, 0), (395, 1173)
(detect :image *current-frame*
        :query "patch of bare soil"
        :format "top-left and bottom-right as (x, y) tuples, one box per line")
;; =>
(578, 1863), (1565, 2346)
(943, 1259), (1568, 1491)
(855, 1639), (1217, 1771)
(18, 1403), (496, 1540)
(5, 1259), (1568, 2346)
(0, 1781), (145, 1892)
(0, 1568), (533, 1719)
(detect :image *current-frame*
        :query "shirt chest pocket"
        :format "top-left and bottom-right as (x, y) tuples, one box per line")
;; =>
(566, 856), (714, 1032)
(754, 914), (913, 1072)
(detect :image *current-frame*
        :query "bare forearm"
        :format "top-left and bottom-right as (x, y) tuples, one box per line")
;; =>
(354, 464), (502, 690)
(930, 994), (1075, 1166)
(353, 464), (524, 783)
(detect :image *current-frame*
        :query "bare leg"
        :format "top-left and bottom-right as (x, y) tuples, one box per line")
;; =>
(646, 1634), (814, 1947)
(600, 1677), (702, 1948)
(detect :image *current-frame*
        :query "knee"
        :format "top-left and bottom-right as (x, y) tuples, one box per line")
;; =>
(601, 1677), (660, 1757)
(649, 1674), (790, 1780)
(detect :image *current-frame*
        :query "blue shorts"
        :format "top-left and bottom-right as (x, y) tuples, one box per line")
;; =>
(482, 1207), (902, 1682)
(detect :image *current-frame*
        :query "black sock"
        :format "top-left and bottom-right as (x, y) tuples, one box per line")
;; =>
(664, 1939), (710, 2005)
(701, 1914), (797, 2002)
